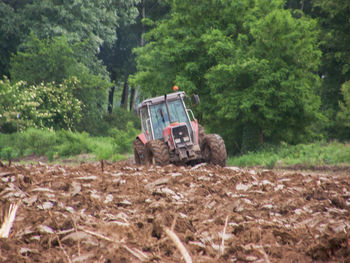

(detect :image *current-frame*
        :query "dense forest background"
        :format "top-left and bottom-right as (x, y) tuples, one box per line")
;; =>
(0, 0), (349, 155)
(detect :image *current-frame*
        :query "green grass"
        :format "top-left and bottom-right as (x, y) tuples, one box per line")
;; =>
(2, 129), (350, 167)
(227, 141), (350, 168)
(0, 127), (138, 163)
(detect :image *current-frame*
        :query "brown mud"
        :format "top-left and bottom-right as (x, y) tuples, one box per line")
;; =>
(0, 161), (349, 262)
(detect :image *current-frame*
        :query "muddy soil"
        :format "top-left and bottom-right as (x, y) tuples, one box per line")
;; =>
(0, 161), (349, 262)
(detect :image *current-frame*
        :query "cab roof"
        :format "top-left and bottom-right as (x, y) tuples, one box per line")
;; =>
(137, 91), (186, 110)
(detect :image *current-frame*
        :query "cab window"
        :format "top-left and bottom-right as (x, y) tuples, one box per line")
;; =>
(149, 99), (191, 140)
(149, 103), (169, 139)
(140, 107), (151, 140)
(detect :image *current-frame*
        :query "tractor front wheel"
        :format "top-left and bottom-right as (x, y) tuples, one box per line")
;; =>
(201, 134), (227, 167)
(145, 140), (170, 166)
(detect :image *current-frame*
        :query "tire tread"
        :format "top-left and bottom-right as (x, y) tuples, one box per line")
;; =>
(146, 140), (170, 166)
(134, 138), (146, 165)
(202, 134), (227, 167)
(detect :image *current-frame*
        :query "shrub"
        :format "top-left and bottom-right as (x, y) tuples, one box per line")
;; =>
(0, 147), (17, 161)
(55, 130), (90, 157)
(90, 108), (141, 136)
(19, 128), (57, 156)
(109, 122), (139, 154)
(0, 77), (82, 133)
(0, 126), (139, 161)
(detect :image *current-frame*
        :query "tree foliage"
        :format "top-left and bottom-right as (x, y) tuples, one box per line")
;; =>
(10, 33), (77, 85)
(312, 0), (350, 140)
(337, 81), (350, 129)
(132, 0), (322, 152)
(9, 34), (113, 134)
(314, 0), (350, 91)
(0, 2), (21, 76)
(19, 0), (132, 48)
(0, 0), (138, 77)
(0, 1), (141, 133)
(99, 0), (170, 112)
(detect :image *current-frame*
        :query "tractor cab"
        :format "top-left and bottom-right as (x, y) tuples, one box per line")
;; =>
(137, 92), (196, 144)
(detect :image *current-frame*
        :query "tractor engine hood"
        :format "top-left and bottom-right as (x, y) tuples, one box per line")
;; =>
(163, 122), (192, 149)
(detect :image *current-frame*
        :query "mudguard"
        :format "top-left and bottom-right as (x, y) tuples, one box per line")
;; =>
(136, 133), (147, 145)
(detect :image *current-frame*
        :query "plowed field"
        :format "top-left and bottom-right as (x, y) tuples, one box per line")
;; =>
(0, 161), (349, 262)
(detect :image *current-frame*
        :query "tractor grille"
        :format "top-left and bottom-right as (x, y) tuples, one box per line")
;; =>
(171, 124), (191, 146)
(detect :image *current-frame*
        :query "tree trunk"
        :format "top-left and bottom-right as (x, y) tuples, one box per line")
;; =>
(129, 88), (135, 111)
(107, 86), (115, 114)
(120, 77), (129, 110)
(259, 130), (264, 144)
(132, 88), (139, 112)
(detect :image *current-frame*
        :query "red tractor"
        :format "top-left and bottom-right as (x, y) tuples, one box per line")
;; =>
(133, 91), (226, 166)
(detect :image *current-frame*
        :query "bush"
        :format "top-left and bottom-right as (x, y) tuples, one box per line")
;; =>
(0, 147), (17, 161)
(336, 81), (350, 140)
(0, 77), (82, 133)
(55, 130), (90, 157)
(0, 127), (140, 162)
(109, 122), (139, 154)
(89, 108), (140, 136)
(18, 128), (57, 156)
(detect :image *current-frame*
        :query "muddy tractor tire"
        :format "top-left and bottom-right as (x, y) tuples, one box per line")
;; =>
(133, 138), (146, 165)
(201, 134), (227, 167)
(198, 124), (206, 147)
(145, 140), (170, 166)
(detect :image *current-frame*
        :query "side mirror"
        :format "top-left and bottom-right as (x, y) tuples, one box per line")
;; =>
(193, 94), (200, 105)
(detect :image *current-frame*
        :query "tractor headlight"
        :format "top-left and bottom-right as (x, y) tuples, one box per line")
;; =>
(183, 136), (190, 142)
(175, 138), (181, 144)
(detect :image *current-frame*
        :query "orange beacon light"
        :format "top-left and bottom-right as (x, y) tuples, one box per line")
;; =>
(173, 85), (179, 91)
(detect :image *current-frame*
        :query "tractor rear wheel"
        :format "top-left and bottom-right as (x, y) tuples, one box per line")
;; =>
(145, 140), (170, 166)
(198, 124), (206, 147)
(133, 138), (146, 165)
(201, 134), (227, 167)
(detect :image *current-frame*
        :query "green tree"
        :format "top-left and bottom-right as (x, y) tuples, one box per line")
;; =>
(0, 2), (21, 76)
(132, 0), (322, 153)
(0, 0), (140, 114)
(312, 0), (350, 140)
(9, 34), (112, 134)
(0, 0), (145, 136)
(18, 0), (140, 79)
(20, 0), (118, 48)
(10, 33), (77, 84)
(336, 81), (350, 131)
(206, 1), (322, 151)
(99, 0), (170, 113)
(0, 0), (136, 79)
